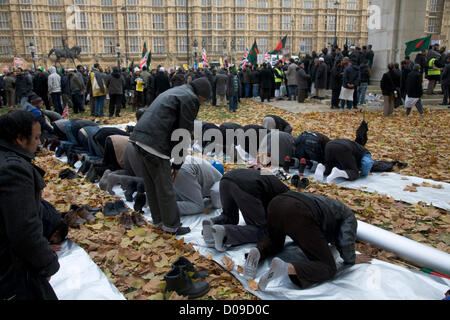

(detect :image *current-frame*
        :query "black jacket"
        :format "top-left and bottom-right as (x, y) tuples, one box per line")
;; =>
(264, 115), (292, 134)
(280, 191), (357, 265)
(405, 70), (423, 98)
(259, 68), (273, 89)
(154, 71), (171, 97)
(251, 70), (260, 84)
(221, 169), (289, 213)
(359, 64), (370, 83)
(342, 65), (360, 89)
(441, 63), (450, 86)
(33, 73), (48, 97)
(130, 84), (200, 168)
(0, 140), (59, 299)
(380, 72), (395, 96)
(330, 64), (344, 90)
(15, 74), (33, 100)
(389, 69), (401, 88)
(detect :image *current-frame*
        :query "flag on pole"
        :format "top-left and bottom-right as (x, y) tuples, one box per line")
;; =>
(139, 42), (151, 70)
(405, 35), (432, 57)
(62, 105), (69, 119)
(240, 47), (249, 67)
(247, 40), (259, 66)
(268, 35), (287, 54)
(201, 48), (208, 66)
(264, 52), (271, 62)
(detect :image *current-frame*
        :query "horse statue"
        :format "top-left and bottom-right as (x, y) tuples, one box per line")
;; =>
(48, 46), (82, 66)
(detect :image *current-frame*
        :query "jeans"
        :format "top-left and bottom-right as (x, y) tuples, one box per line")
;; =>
(358, 82), (368, 105)
(94, 95), (105, 116)
(252, 84), (259, 97)
(360, 153), (374, 177)
(50, 92), (63, 114)
(287, 85), (298, 100)
(229, 95), (238, 112)
(244, 83), (251, 98)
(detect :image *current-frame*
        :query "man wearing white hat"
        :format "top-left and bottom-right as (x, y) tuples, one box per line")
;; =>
(315, 57), (328, 100)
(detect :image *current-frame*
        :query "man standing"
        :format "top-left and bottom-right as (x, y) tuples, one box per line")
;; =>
(87, 63), (107, 117)
(0, 110), (60, 300)
(415, 50), (428, 76)
(70, 65), (86, 114)
(441, 55), (450, 106)
(273, 61), (284, 100)
(140, 66), (151, 106)
(427, 53), (443, 95)
(296, 61), (310, 103)
(330, 59), (344, 109)
(366, 44), (374, 69)
(315, 57), (328, 100)
(33, 68), (50, 111)
(286, 58), (298, 101)
(15, 67), (33, 106)
(215, 69), (228, 108)
(4, 72), (15, 107)
(48, 66), (63, 114)
(242, 65), (252, 98)
(130, 78), (211, 235)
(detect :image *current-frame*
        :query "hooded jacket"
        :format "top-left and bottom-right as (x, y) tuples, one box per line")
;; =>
(47, 66), (61, 94)
(87, 68), (106, 97)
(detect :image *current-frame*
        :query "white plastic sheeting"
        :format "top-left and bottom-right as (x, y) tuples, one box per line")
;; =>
(49, 240), (125, 300)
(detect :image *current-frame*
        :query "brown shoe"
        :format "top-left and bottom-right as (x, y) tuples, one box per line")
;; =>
(76, 207), (96, 224)
(64, 209), (86, 228)
(120, 213), (134, 230)
(131, 212), (147, 227)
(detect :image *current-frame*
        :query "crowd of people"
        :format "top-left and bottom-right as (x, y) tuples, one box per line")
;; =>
(1, 43), (448, 119)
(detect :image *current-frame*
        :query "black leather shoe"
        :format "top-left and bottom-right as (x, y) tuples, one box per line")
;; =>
(114, 200), (128, 214)
(164, 266), (210, 299)
(172, 256), (209, 279)
(103, 202), (119, 217)
(133, 192), (146, 212)
(58, 168), (78, 180)
(78, 159), (92, 175)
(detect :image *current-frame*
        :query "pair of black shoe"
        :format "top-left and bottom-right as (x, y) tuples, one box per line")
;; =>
(123, 181), (144, 202)
(59, 168), (79, 180)
(67, 151), (79, 168)
(103, 200), (129, 217)
(78, 157), (92, 175)
(291, 175), (310, 189)
(164, 257), (210, 299)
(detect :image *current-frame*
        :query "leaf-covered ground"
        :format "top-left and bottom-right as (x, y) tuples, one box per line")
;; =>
(36, 99), (449, 299)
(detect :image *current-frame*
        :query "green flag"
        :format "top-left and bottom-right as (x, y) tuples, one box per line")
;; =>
(405, 35), (431, 57)
(142, 42), (147, 58)
(268, 35), (287, 54)
(247, 40), (259, 66)
(147, 50), (151, 69)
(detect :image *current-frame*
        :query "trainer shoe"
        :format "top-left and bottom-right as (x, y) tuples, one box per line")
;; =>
(243, 247), (261, 280)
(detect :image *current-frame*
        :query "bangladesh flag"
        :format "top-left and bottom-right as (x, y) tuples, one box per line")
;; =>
(268, 35), (287, 54)
(142, 42), (147, 58)
(247, 40), (259, 66)
(405, 35), (431, 57)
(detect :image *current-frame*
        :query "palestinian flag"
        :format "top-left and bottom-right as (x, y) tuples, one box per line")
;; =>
(405, 35), (431, 57)
(268, 35), (287, 54)
(247, 40), (259, 66)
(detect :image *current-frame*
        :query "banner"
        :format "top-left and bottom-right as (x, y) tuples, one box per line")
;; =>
(13, 57), (24, 70)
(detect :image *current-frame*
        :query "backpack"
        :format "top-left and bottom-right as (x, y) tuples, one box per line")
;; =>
(295, 131), (323, 162)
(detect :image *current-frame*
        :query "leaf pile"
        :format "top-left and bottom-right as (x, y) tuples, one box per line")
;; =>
(35, 155), (256, 300)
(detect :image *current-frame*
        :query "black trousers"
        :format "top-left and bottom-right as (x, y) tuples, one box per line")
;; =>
(260, 88), (271, 102)
(109, 94), (122, 116)
(257, 194), (337, 289)
(352, 85), (358, 108)
(331, 88), (341, 108)
(71, 93), (84, 114)
(211, 179), (268, 246)
(324, 141), (360, 181)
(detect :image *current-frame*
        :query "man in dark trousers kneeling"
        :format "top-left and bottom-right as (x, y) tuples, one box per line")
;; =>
(130, 78), (211, 235)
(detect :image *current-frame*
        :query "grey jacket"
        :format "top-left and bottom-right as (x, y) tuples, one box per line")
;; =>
(295, 66), (310, 90)
(47, 66), (61, 94)
(286, 63), (298, 86)
(441, 63), (450, 86)
(70, 71), (85, 92)
(0, 140), (60, 283)
(282, 190), (357, 265)
(106, 72), (126, 95)
(215, 73), (228, 95)
(130, 84), (200, 169)
(174, 155), (222, 215)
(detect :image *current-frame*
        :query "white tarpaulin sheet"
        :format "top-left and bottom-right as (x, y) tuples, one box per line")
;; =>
(49, 239), (125, 300)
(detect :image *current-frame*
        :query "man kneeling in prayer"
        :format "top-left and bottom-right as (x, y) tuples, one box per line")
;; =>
(173, 155), (223, 216)
(202, 168), (289, 251)
(314, 138), (374, 183)
(243, 190), (371, 290)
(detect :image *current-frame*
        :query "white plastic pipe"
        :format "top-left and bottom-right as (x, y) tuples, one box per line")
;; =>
(357, 220), (450, 275)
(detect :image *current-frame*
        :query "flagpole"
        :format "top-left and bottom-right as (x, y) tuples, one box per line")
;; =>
(186, 0), (190, 67)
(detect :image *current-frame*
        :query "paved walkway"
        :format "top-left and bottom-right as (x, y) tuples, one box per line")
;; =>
(258, 98), (449, 114)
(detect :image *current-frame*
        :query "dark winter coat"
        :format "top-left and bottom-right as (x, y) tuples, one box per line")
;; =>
(171, 72), (186, 87)
(259, 67), (273, 89)
(154, 71), (171, 97)
(15, 74), (33, 100)
(359, 64), (371, 83)
(380, 72), (395, 96)
(226, 73), (241, 98)
(281, 191), (357, 265)
(330, 64), (344, 90)
(315, 62), (328, 89)
(405, 70), (423, 99)
(242, 68), (252, 83)
(61, 74), (71, 94)
(441, 63), (450, 86)
(130, 84), (200, 169)
(107, 69), (126, 95)
(215, 73), (229, 95)
(33, 73), (48, 98)
(251, 69), (260, 84)
(0, 139), (60, 299)
(342, 64), (360, 89)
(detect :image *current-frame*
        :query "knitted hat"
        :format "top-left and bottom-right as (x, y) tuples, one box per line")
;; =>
(30, 95), (43, 105)
(191, 77), (211, 100)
